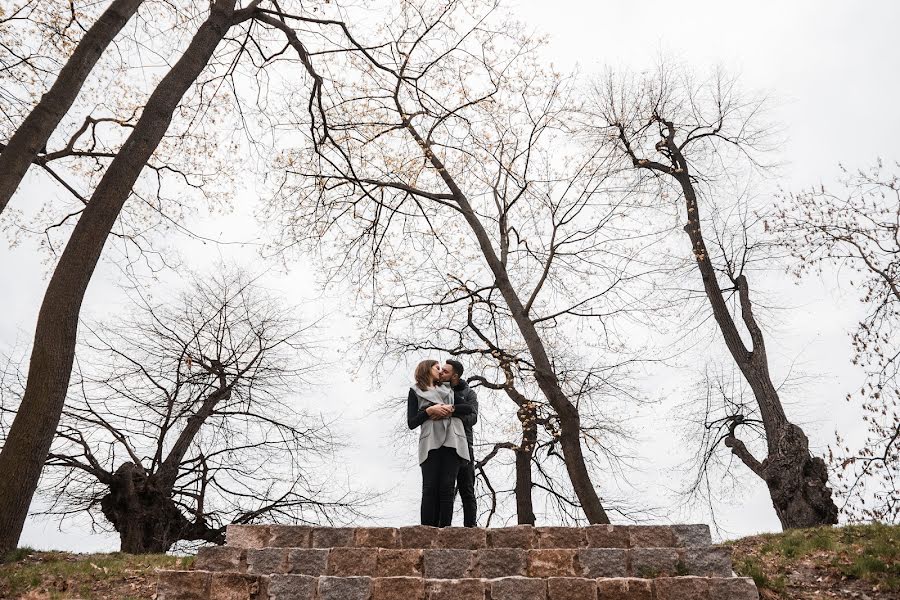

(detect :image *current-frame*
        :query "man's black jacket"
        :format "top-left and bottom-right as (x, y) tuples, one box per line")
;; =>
(451, 380), (478, 460)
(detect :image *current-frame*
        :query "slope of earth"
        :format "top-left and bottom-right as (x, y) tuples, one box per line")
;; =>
(726, 523), (899, 599)
(0, 549), (190, 600)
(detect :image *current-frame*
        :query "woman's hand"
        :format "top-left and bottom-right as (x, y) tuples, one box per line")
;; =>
(426, 404), (454, 420)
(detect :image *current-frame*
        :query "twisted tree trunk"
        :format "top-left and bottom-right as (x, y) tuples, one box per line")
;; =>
(0, 0), (239, 557)
(659, 121), (838, 528)
(101, 462), (223, 554)
(0, 0), (144, 214)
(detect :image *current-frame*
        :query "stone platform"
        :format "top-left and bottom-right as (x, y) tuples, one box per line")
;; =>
(156, 524), (759, 599)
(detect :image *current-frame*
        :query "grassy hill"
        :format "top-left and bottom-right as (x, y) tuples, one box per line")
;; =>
(0, 550), (190, 600)
(0, 524), (896, 599)
(726, 524), (898, 599)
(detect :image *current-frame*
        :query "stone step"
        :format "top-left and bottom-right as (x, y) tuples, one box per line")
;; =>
(196, 545), (734, 579)
(226, 524), (711, 550)
(157, 571), (759, 600)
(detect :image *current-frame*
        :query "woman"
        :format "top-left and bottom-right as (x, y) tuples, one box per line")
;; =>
(407, 359), (473, 527)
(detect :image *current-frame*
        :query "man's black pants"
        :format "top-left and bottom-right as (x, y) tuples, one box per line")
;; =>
(456, 458), (476, 527)
(420, 446), (462, 527)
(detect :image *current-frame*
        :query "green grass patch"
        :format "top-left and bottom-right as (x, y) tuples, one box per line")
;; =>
(2, 546), (37, 564)
(736, 557), (787, 593)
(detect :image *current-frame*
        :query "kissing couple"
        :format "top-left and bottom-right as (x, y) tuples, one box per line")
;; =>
(406, 359), (478, 528)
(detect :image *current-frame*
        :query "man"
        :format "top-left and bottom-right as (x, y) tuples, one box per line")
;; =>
(440, 359), (478, 527)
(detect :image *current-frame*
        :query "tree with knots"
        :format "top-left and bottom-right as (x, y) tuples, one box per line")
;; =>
(7, 269), (367, 554)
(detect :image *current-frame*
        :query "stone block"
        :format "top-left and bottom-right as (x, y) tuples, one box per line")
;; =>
(488, 526), (537, 549)
(472, 548), (526, 578)
(269, 525), (312, 548)
(629, 526), (676, 548)
(356, 527), (401, 548)
(630, 548), (678, 577)
(226, 525), (271, 549)
(267, 574), (317, 600)
(672, 525), (711, 547)
(537, 527), (585, 548)
(424, 548), (474, 579)
(490, 576), (547, 600)
(708, 577), (759, 600)
(527, 549), (578, 577)
(578, 548), (627, 577)
(312, 527), (355, 548)
(547, 577), (597, 600)
(194, 546), (246, 572)
(425, 578), (485, 600)
(318, 576), (373, 600)
(377, 549), (424, 577)
(401, 525), (440, 549)
(584, 525), (630, 548)
(329, 547), (379, 576)
(439, 527), (487, 549)
(679, 547), (732, 577)
(209, 573), (265, 600)
(287, 548), (329, 576)
(595, 577), (652, 600)
(653, 576), (710, 600)
(246, 549), (288, 575)
(156, 570), (210, 600)
(372, 576), (426, 600)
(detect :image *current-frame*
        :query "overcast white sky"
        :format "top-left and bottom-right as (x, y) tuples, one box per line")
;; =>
(2, 0), (899, 552)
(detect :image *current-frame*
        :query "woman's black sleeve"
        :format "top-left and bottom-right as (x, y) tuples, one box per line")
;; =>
(407, 389), (429, 430)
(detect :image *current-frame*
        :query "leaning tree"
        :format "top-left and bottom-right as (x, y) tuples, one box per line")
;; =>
(25, 269), (365, 553)
(585, 66), (839, 528)
(0, 0), (249, 556)
(0, 0), (363, 555)
(0, 0), (144, 214)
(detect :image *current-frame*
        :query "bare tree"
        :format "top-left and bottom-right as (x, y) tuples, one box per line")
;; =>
(2, 270), (363, 553)
(261, 0), (672, 524)
(0, 0), (366, 555)
(0, 0), (145, 214)
(0, 0), (250, 556)
(587, 66), (839, 528)
(774, 160), (900, 523)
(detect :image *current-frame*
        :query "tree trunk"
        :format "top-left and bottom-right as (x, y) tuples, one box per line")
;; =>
(515, 403), (537, 525)
(400, 121), (610, 524)
(0, 0), (144, 214)
(0, 0), (238, 557)
(660, 124), (838, 529)
(480, 236), (610, 524)
(101, 463), (185, 554)
(761, 424), (838, 528)
(100, 462), (224, 553)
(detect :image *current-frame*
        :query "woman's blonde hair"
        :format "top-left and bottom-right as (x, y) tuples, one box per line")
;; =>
(414, 359), (439, 390)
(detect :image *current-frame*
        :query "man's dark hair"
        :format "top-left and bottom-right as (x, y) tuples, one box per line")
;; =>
(446, 359), (464, 378)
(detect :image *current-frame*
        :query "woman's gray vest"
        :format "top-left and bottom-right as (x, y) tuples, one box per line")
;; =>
(413, 385), (470, 464)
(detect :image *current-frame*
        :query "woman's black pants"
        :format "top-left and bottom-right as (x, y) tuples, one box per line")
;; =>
(420, 446), (463, 527)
